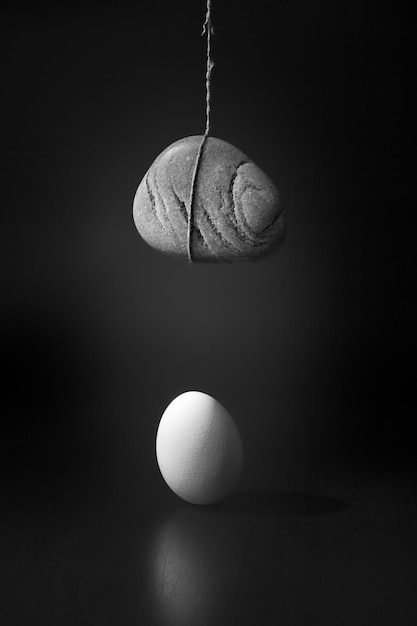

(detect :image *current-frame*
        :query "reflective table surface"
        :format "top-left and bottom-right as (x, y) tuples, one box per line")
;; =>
(1, 414), (416, 626)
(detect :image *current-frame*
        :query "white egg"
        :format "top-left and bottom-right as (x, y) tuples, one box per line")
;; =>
(156, 391), (243, 505)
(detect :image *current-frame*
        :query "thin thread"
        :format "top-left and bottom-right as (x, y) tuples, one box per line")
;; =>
(203, 0), (214, 136)
(187, 0), (214, 263)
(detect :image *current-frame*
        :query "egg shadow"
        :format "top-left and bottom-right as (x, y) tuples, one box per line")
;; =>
(211, 490), (347, 518)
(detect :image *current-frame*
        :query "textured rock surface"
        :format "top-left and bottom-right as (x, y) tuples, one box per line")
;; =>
(133, 135), (286, 262)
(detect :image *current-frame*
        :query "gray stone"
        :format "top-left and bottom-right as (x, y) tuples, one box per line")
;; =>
(133, 136), (286, 262)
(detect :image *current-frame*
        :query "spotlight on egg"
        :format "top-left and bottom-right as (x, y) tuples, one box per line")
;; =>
(133, 136), (286, 262)
(156, 391), (243, 505)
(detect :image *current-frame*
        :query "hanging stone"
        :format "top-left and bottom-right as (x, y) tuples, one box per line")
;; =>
(132, 135), (286, 262)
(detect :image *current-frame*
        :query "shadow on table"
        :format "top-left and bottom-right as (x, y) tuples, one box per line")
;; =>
(213, 489), (347, 517)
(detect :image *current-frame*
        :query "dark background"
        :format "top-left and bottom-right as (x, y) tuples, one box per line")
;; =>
(1, 1), (415, 624)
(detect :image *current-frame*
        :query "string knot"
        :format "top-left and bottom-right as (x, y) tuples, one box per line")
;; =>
(202, 23), (214, 36)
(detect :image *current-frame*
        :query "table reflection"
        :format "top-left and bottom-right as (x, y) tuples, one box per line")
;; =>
(150, 506), (242, 625)
(147, 491), (347, 625)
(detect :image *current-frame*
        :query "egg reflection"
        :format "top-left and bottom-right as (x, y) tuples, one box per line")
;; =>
(151, 507), (242, 626)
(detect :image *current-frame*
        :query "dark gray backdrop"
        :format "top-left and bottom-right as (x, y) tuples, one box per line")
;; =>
(1, 0), (413, 496)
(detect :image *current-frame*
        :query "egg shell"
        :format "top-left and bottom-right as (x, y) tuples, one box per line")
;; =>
(133, 136), (286, 262)
(156, 391), (243, 505)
